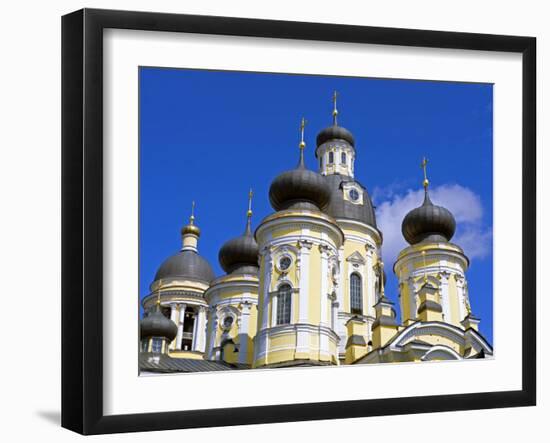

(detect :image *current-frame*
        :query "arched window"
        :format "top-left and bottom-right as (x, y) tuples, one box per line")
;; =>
(151, 338), (163, 353)
(319, 156), (323, 170)
(341, 152), (347, 165)
(328, 152), (334, 164)
(350, 273), (363, 314)
(276, 284), (292, 325)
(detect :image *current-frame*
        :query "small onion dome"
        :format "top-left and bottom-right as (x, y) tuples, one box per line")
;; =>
(269, 146), (331, 211)
(218, 213), (259, 274)
(154, 250), (215, 283)
(316, 125), (355, 148)
(181, 222), (200, 237)
(181, 205), (201, 236)
(140, 309), (178, 341)
(402, 190), (456, 245)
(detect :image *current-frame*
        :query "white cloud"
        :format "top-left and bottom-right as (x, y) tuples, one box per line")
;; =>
(375, 184), (492, 267)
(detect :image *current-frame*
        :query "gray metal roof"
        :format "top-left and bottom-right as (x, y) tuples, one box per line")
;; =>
(139, 353), (249, 373)
(322, 174), (377, 228)
(154, 250), (215, 284)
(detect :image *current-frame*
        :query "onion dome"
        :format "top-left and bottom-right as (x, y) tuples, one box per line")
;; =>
(152, 204), (215, 285)
(269, 118), (331, 211)
(316, 125), (355, 148)
(218, 190), (260, 274)
(323, 175), (377, 227)
(140, 306), (178, 342)
(401, 158), (456, 245)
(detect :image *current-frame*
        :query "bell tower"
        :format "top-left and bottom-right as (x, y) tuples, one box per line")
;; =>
(394, 158), (475, 329)
(315, 91), (356, 177)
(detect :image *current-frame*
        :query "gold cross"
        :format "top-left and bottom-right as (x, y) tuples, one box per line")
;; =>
(189, 201), (196, 224)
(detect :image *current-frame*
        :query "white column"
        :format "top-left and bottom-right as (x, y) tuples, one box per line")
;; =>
(407, 277), (417, 321)
(207, 308), (218, 359)
(197, 306), (207, 352)
(319, 245), (330, 326)
(455, 275), (467, 321)
(176, 304), (186, 351)
(169, 304), (178, 350)
(336, 247), (346, 355)
(365, 245), (376, 317)
(298, 240), (312, 323)
(260, 251), (272, 330)
(439, 271), (451, 323)
(331, 300), (339, 331)
(238, 300), (252, 364)
(296, 240), (312, 356)
(191, 309), (199, 351)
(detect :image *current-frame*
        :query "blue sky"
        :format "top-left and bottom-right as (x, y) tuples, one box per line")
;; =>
(139, 67), (493, 344)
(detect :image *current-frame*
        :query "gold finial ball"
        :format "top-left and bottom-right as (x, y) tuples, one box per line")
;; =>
(299, 141), (306, 148)
(423, 178), (429, 188)
(182, 224), (201, 237)
(332, 109), (338, 116)
(247, 209), (253, 217)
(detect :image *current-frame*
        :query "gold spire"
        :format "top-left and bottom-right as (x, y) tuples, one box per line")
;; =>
(421, 157), (429, 190)
(244, 188), (253, 234)
(299, 117), (307, 149)
(247, 188), (253, 218)
(182, 201), (201, 236)
(332, 90), (339, 125)
(189, 200), (195, 225)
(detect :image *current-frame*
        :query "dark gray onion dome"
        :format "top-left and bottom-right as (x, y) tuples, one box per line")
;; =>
(154, 250), (215, 284)
(140, 309), (178, 341)
(316, 125), (355, 148)
(322, 175), (377, 227)
(219, 215), (259, 274)
(269, 147), (331, 212)
(402, 191), (456, 244)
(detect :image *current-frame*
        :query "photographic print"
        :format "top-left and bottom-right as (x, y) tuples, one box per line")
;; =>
(138, 67), (494, 374)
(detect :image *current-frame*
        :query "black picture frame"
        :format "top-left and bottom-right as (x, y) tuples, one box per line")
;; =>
(61, 8), (536, 435)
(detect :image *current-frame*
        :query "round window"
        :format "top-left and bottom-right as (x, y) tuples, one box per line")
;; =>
(223, 316), (234, 329)
(279, 256), (292, 271)
(349, 188), (360, 201)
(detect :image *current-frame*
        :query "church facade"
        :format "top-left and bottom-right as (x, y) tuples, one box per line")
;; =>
(139, 95), (493, 374)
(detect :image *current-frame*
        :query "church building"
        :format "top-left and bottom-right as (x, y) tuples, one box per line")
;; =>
(139, 93), (493, 374)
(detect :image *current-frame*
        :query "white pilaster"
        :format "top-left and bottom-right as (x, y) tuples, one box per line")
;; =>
(439, 271), (451, 323)
(207, 308), (218, 359)
(238, 300), (252, 364)
(365, 244), (376, 317)
(169, 304), (178, 350)
(319, 245), (330, 326)
(296, 240), (312, 355)
(176, 304), (186, 351)
(455, 275), (467, 321)
(297, 240), (312, 323)
(193, 306), (207, 352)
